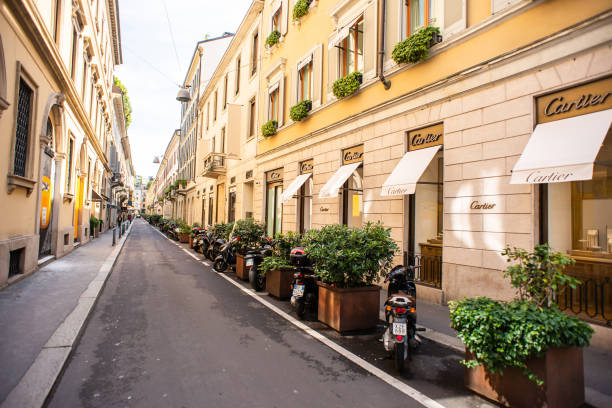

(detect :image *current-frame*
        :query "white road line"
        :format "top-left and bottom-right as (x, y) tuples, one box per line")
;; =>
(152, 224), (444, 408)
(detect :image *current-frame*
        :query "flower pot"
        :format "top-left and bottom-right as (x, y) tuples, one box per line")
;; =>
(235, 254), (249, 280)
(464, 347), (584, 408)
(179, 233), (190, 243)
(266, 267), (296, 299)
(317, 282), (379, 333)
(429, 33), (443, 48)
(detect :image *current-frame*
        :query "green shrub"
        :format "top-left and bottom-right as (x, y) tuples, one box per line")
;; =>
(233, 218), (266, 254)
(265, 30), (281, 47)
(258, 255), (292, 276)
(332, 71), (362, 99)
(391, 26), (440, 64)
(180, 223), (191, 235)
(174, 179), (187, 189)
(261, 120), (278, 137)
(213, 222), (234, 240)
(272, 231), (302, 260)
(289, 100), (312, 122)
(292, 0), (311, 21)
(302, 222), (397, 287)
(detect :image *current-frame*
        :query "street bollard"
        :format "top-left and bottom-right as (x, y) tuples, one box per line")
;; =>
(112, 228), (116, 246)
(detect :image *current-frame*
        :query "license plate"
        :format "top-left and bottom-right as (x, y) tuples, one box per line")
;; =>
(292, 284), (305, 297)
(392, 323), (407, 336)
(246, 258), (254, 266)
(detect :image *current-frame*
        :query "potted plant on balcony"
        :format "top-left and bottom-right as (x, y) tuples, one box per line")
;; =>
(261, 120), (278, 137)
(175, 179), (187, 190)
(303, 222), (398, 332)
(449, 244), (593, 408)
(233, 218), (266, 280)
(289, 100), (312, 122)
(292, 0), (312, 21)
(332, 71), (362, 100)
(391, 26), (441, 65)
(262, 231), (301, 299)
(265, 30), (281, 48)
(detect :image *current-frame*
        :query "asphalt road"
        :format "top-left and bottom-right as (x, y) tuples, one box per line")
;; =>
(47, 221), (426, 408)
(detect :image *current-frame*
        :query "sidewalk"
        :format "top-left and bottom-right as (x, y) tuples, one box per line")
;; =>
(379, 290), (612, 407)
(0, 223), (132, 407)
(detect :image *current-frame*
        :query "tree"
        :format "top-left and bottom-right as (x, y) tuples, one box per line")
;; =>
(113, 76), (133, 129)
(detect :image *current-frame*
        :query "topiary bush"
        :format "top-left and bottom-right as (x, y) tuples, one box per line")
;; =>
(332, 71), (362, 100)
(289, 100), (312, 122)
(302, 222), (397, 287)
(292, 0), (311, 21)
(265, 30), (281, 47)
(392, 26), (440, 64)
(261, 120), (278, 137)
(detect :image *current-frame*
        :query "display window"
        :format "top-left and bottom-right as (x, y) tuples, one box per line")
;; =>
(266, 169), (283, 237)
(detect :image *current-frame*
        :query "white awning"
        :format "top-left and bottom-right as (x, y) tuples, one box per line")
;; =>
(381, 146), (441, 196)
(510, 109), (612, 184)
(328, 14), (362, 50)
(319, 162), (361, 199)
(280, 173), (311, 203)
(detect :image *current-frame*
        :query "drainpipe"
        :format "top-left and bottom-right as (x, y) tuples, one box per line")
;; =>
(378, 0), (391, 90)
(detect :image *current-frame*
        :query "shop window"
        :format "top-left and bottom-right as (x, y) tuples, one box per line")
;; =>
(298, 178), (313, 234)
(266, 169), (284, 237)
(341, 167), (363, 227)
(338, 17), (364, 77)
(269, 86), (279, 121)
(298, 60), (312, 102)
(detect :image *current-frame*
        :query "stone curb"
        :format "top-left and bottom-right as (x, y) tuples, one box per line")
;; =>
(0, 223), (134, 408)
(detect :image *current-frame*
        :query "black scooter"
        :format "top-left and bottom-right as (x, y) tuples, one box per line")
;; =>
(289, 247), (317, 319)
(247, 238), (273, 291)
(213, 238), (238, 273)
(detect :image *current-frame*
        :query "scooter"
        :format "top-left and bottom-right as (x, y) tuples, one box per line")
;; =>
(213, 237), (238, 273)
(381, 265), (424, 373)
(205, 227), (226, 261)
(289, 247), (318, 319)
(247, 238), (273, 291)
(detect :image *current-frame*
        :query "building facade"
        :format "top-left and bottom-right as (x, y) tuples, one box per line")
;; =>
(0, 0), (123, 287)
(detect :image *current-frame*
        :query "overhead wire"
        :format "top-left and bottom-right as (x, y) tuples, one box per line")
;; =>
(160, 0), (183, 76)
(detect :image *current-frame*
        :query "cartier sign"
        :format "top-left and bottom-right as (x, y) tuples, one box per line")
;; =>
(470, 201), (496, 210)
(408, 123), (444, 151)
(266, 168), (284, 183)
(300, 159), (314, 174)
(342, 145), (364, 165)
(536, 76), (612, 124)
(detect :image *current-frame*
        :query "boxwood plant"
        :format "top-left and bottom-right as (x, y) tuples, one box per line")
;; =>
(289, 100), (312, 122)
(265, 30), (281, 47)
(392, 26), (440, 64)
(292, 0), (311, 21)
(261, 120), (278, 137)
(332, 71), (362, 100)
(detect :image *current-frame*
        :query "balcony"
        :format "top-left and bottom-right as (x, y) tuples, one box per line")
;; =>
(111, 172), (124, 188)
(201, 153), (227, 178)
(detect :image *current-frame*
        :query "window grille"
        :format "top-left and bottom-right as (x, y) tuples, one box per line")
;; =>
(14, 78), (32, 177)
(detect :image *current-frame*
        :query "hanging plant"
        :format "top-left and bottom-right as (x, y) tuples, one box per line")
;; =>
(392, 26), (441, 64)
(289, 100), (312, 122)
(332, 71), (362, 100)
(292, 0), (311, 21)
(261, 120), (278, 137)
(265, 30), (281, 47)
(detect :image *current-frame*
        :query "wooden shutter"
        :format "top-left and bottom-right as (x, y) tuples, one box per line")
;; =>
(327, 36), (339, 96)
(281, 0), (289, 35)
(312, 44), (323, 108)
(363, 4), (377, 79)
(442, 0), (466, 38)
(289, 69), (297, 109)
(492, 0), (522, 14)
(279, 75), (286, 126)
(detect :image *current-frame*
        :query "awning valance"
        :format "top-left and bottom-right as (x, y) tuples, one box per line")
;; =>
(280, 173), (312, 203)
(319, 162), (361, 199)
(510, 109), (612, 184)
(381, 146), (441, 196)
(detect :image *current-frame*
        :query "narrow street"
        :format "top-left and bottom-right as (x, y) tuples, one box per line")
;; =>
(47, 220), (427, 408)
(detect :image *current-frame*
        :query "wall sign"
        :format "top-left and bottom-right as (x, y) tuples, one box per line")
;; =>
(536, 76), (612, 124)
(266, 168), (284, 183)
(300, 159), (314, 174)
(407, 123), (444, 151)
(470, 201), (496, 210)
(342, 144), (364, 165)
(320, 206), (329, 212)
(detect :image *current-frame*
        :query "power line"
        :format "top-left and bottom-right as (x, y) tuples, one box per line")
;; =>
(160, 0), (182, 75)
(124, 46), (180, 87)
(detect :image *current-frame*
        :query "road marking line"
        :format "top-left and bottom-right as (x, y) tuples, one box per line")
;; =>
(151, 224), (443, 408)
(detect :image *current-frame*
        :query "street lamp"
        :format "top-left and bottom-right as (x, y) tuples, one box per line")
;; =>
(176, 85), (191, 102)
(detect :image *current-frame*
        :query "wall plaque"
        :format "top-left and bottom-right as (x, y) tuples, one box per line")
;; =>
(300, 159), (314, 174)
(342, 144), (364, 165)
(536, 76), (612, 124)
(408, 123), (444, 151)
(266, 168), (284, 183)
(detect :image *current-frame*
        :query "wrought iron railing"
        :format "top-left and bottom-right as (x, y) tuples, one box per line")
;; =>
(202, 153), (226, 174)
(403, 251), (442, 289)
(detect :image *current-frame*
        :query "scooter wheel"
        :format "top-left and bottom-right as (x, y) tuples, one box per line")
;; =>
(205, 250), (213, 261)
(394, 342), (405, 373)
(296, 301), (306, 319)
(213, 260), (227, 273)
(255, 274), (266, 292)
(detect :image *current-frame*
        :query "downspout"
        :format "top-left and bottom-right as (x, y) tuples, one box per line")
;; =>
(378, 0), (391, 90)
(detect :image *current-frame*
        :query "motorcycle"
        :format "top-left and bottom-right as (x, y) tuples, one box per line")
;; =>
(381, 265), (424, 373)
(289, 247), (318, 319)
(166, 222), (180, 241)
(213, 237), (238, 273)
(191, 228), (208, 253)
(247, 237), (273, 291)
(205, 227), (226, 261)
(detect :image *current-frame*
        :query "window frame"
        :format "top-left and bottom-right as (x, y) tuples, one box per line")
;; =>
(235, 55), (241, 95)
(268, 86), (280, 122)
(338, 17), (364, 77)
(297, 60), (313, 102)
(251, 31), (259, 76)
(248, 97), (257, 139)
(271, 7), (281, 33)
(66, 135), (75, 193)
(223, 74), (228, 109)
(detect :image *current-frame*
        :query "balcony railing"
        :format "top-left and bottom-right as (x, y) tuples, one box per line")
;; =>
(201, 153), (226, 178)
(403, 251), (442, 289)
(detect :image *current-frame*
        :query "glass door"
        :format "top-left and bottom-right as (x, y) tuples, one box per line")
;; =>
(266, 183), (283, 237)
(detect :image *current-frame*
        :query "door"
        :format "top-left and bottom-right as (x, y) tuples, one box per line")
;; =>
(74, 176), (84, 240)
(266, 182), (283, 237)
(38, 131), (55, 258)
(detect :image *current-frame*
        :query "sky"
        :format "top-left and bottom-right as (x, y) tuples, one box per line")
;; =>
(114, 0), (253, 180)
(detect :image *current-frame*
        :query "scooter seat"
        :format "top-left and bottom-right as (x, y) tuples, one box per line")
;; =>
(385, 295), (415, 308)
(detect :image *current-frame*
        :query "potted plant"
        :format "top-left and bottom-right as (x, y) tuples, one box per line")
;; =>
(332, 71), (362, 100)
(303, 222), (398, 332)
(289, 100), (312, 122)
(261, 120), (278, 137)
(262, 231), (301, 299)
(265, 30), (281, 48)
(292, 0), (311, 21)
(232, 219), (265, 280)
(391, 26), (440, 64)
(89, 216), (100, 238)
(175, 179), (187, 189)
(449, 244), (593, 408)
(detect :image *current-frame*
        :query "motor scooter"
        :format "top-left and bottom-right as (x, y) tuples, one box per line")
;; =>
(381, 265), (424, 373)
(213, 237), (238, 273)
(289, 247), (318, 319)
(206, 228), (226, 261)
(247, 237), (273, 291)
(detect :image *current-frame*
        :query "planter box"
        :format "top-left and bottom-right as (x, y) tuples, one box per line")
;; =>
(235, 254), (249, 280)
(465, 347), (584, 408)
(179, 233), (190, 243)
(317, 282), (379, 333)
(266, 267), (295, 299)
